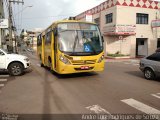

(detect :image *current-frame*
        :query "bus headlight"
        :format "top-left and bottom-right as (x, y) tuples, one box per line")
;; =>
(98, 55), (104, 63)
(59, 55), (71, 64)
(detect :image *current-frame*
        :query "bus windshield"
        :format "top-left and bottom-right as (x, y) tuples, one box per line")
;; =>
(57, 23), (103, 55)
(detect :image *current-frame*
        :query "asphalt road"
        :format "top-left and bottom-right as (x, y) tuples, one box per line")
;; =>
(0, 52), (160, 119)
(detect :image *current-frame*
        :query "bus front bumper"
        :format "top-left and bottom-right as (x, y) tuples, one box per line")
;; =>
(57, 62), (105, 74)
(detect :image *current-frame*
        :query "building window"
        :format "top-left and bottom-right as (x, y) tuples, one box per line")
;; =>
(140, 40), (144, 45)
(105, 13), (113, 24)
(136, 13), (148, 24)
(94, 18), (100, 27)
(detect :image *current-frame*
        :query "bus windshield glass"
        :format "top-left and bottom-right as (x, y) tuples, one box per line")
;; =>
(57, 23), (103, 55)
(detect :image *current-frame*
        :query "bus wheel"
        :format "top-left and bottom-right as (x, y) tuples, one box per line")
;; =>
(39, 55), (44, 67)
(41, 63), (44, 67)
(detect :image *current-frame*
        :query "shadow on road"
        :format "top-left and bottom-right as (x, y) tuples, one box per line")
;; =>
(42, 67), (71, 119)
(126, 71), (160, 82)
(24, 67), (33, 75)
(52, 70), (98, 79)
(0, 68), (33, 83)
(0, 71), (8, 76)
(42, 66), (98, 79)
(125, 71), (144, 78)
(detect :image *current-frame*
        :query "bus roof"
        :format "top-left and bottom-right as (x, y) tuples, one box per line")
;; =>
(53, 20), (96, 25)
(39, 20), (97, 35)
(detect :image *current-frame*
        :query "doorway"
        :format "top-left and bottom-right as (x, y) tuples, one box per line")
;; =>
(136, 38), (148, 57)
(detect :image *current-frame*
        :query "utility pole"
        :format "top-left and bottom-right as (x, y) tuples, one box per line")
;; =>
(8, 0), (24, 52)
(8, 0), (13, 52)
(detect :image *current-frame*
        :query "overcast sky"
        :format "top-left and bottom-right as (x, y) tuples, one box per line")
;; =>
(10, 0), (106, 32)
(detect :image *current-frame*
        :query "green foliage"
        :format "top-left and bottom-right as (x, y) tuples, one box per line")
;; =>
(107, 53), (129, 57)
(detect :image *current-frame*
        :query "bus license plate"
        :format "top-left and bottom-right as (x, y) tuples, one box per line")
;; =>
(80, 66), (89, 70)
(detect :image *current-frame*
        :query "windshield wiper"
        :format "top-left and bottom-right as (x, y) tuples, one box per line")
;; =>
(66, 52), (94, 56)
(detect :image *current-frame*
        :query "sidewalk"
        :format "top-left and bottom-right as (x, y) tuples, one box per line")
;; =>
(105, 58), (141, 63)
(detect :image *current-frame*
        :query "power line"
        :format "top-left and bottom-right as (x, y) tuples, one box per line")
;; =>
(3, 0), (9, 17)
(13, 14), (77, 20)
(8, 0), (24, 52)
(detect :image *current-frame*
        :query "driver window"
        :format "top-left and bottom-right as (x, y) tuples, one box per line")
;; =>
(0, 51), (4, 55)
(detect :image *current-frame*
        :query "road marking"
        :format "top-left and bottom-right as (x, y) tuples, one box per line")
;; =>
(0, 84), (4, 87)
(0, 79), (7, 82)
(37, 64), (41, 67)
(0, 75), (9, 77)
(86, 105), (110, 114)
(86, 105), (118, 120)
(151, 94), (160, 99)
(121, 98), (160, 114)
(157, 93), (160, 95)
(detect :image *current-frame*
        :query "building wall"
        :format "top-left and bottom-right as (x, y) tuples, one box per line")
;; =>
(100, 6), (117, 31)
(104, 35), (131, 55)
(76, 0), (160, 57)
(116, 6), (158, 56)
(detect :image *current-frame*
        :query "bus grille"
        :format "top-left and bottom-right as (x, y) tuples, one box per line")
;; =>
(71, 60), (96, 65)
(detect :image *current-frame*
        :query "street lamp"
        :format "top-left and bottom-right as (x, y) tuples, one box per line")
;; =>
(14, 5), (33, 53)
(14, 5), (33, 16)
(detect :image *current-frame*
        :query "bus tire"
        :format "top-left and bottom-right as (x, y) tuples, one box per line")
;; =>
(39, 54), (44, 67)
(48, 57), (52, 70)
(41, 63), (44, 67)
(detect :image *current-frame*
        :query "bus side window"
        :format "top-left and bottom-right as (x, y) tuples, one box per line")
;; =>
(54, 28), (58, 36)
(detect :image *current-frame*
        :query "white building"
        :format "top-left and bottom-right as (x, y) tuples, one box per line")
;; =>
(76, 0), (160, 58)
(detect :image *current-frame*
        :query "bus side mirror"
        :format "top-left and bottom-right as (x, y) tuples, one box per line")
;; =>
(101, 36), (104, 42)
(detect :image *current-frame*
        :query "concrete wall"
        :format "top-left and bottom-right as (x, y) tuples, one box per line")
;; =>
(76, 0), (160, 58)
(99, 6), (117, 32)
(101, 6), (159, 57)
(116, 6), (158, 56)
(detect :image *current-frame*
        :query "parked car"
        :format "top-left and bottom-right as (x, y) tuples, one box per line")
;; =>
(139, 52), (160, 80)
(0, 48), (30, 76)
(156, 48), (160, 52)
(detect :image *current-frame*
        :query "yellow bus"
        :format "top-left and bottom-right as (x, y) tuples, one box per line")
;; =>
(37, 20), (104, 74)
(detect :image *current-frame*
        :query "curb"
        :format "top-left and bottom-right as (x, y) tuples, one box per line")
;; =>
(105, 57), (141, 60)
